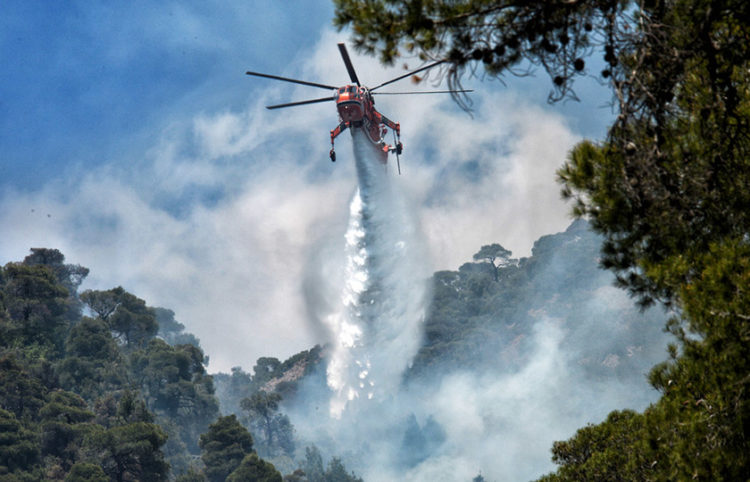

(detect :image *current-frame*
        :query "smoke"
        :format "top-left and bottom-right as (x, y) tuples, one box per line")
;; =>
(290, 127), (667, 481)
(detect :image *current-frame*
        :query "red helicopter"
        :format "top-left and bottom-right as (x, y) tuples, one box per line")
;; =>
(246, 43), (470, 173)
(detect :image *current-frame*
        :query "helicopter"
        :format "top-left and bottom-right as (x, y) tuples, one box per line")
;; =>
(246, 43), (471, 173)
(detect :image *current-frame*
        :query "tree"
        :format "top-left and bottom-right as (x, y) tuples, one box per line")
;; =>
(538, 410), (651, 481)
(0, 354), (48, 422)
(92, 421), (169, 482)
(174, 467), (207, 482)
(334, 0), (636, 104)
(79, 289), (120, 322)
(154, 307), (201, 348)
(252, 357), (282, 387)
(335, 0), (750, 306)
(335, 0), (750, 297)
(324, 458), (363, 482)
(212, 366), (254, 417)
(81, 287), (158, 349)
(548, 2), (750, 478)
(199, 415), (254, 482)
(57, 317), (127, 399)
(89, 396), (168, 482)
(22, 248), (89, 296)
(0, 408), (39, 475)
(300, 445), (325, 482)
(299, 446), (362, 482)
(226, 453), (282, 482)
(131, 339), (219, 454)
(1, 262), (72, 355)
(472, 243), (512, 281)
(65, 462), (108, 482)
(241, 391), (294, 457)
(39, 391), (97, 470)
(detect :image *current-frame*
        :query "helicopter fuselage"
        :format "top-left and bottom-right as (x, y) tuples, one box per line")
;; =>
(334, 85), (367, 123)
(334, 84), (393, 147)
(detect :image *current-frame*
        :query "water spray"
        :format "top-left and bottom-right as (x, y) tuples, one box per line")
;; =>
(324, 129), (429, 418)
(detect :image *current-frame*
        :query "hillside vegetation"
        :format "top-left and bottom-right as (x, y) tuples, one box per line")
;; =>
(0, 248), (280, 481)
(411, 219), (668, 382)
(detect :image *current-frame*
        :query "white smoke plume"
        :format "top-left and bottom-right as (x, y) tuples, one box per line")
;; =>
(291, 129), (667, 482)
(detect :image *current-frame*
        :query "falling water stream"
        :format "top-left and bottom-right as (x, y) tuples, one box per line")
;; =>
(324, 129), (429, 418)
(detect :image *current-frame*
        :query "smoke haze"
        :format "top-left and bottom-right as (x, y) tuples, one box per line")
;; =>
(289, 128), (669, 481)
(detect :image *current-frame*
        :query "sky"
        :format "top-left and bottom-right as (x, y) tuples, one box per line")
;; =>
(1, 1), (615, 373)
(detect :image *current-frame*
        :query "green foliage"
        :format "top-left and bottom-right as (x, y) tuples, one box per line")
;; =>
(334, 0), (632, 103)
(555, 4), (750, 307)
(174, 467), (207, 482)
(634, 240), (750, 480)
(411, 219), (667, 380)
(0, 355), (48, 422)
(39, 391), (97, 470)
(253, 358), (283, 388)
(0, 408), (39, 474)
(535, 1), (750, 479)
(1, 262), (73, 356)
(154, 307), (202, 348)
(81, 287), (158, 349)
(90, 421), (169, 482)
(22, 248), (89, 295)
(65, 462), (108, 482)
(157, 419), (192, 477)
(199, 415), (254, 482)
(212, 366), (254, 417)
(323, 457), (364, 482)
(241, 393), (279, 438)
(0, 249), (218, 480)
(283, 469), (307, 482)
(226, 453), (282, 482)
(57, 317), (127, 399)
(539, 410), (651, 481)
(472, 243), (513, 281)
(131, 339), (219, 454)
(115, 391), (155, 425)
(214, 347), (323, 418)
(214, 349), (323, 460)
(300, 446), (325, 482)
(299, 446), (363, 482)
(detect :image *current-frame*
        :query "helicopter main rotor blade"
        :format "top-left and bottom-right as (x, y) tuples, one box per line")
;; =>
(337, 43), (361, 86)
(246, 71), (337, 91)
(370, 60), (445, 92)
(373, 89), (474, 95)
(266, 96), (336, 110)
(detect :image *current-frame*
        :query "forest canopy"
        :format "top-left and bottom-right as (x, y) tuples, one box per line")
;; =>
(0, 248), (284, 481)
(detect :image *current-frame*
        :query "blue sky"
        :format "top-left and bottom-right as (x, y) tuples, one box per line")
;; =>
(2, 1), (334, 189)
(1, 1), (614, 372)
